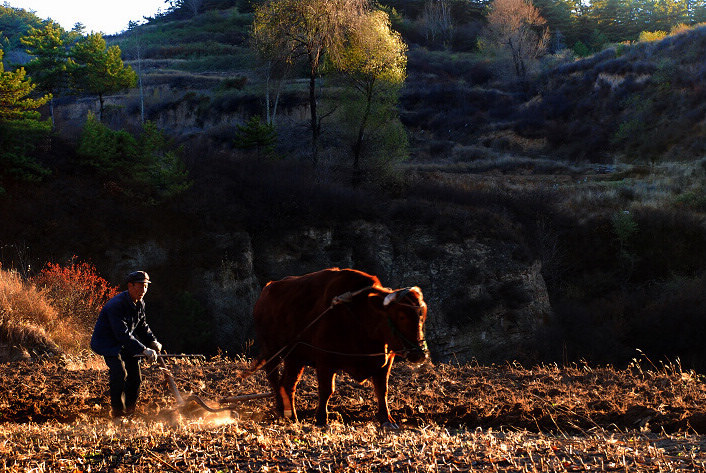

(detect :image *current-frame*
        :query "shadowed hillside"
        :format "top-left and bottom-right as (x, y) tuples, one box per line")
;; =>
(1, 1), (706, 370)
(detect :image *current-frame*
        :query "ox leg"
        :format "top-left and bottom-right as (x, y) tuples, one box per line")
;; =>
(314, 367), (336, 426)
(264, 359), (285, 415)
(280, 361), (304, 422)
(372, 363), (397, 428)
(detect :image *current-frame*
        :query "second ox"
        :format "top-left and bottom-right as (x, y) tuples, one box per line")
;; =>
(244, 267), (428, 428)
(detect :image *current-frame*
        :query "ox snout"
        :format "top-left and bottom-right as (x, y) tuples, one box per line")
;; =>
(406, 340), (428, 365)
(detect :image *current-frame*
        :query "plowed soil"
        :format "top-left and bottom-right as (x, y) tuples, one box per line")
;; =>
(2, 355), (706, 471)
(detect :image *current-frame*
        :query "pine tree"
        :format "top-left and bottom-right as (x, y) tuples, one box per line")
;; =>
(20, 21), (71, 127)
(0, 50), (51, 193)
(67, 33), (137, 121)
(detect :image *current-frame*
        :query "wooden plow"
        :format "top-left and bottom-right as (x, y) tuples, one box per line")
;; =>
(144, 354), (273, 420)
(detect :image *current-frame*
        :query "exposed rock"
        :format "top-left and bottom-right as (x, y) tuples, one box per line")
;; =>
(105, 240), (169, 281)
(197, 232), (261, 351)
(214, 223), (552, 365)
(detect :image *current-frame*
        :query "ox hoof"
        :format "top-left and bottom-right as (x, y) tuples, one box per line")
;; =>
(315, 423), (330, 431)
(381, 422), (400, 430)
(283, 409), (293, 419)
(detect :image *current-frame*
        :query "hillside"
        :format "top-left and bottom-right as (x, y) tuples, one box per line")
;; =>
(2, 355), (706, 471)
(95, 3), (706, 165)
(1, 1), (706, 371)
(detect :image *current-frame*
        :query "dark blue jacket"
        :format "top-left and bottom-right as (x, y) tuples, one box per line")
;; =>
(90, 291), (158, 357)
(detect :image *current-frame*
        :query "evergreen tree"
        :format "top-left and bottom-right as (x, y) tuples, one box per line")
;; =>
(20, 21), (71, 127)
(78, 114), (191, 203)
(67, 33), (137, 121)
(0, 49), (51, 193)
(234, 116), (278, 158)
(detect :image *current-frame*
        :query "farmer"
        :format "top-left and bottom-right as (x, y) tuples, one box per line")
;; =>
(90, 270), (162, 419)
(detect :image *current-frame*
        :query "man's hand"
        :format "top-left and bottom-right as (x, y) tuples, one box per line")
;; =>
(150, 341), (163, 353)
(142, 348), (158, 363)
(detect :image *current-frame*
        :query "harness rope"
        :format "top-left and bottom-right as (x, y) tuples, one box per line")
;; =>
(248, 285), (425, 379)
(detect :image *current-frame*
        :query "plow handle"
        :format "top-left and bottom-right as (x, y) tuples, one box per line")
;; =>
(219, 392), (274, 404)
(136, 353), (206, 359)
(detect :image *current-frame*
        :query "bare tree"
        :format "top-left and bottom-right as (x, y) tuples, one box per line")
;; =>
(421, 0), (454, 48)
(480, 0), (550, 79)
(127, 21), (145, 124)
(183, 0), (203, 17)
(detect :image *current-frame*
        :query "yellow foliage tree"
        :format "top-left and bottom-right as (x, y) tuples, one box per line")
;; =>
(335, 9), (408, 171)
(252, 0), (369, 165)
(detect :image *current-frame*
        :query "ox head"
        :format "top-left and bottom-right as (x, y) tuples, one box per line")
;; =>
(381, 286), (428, 364)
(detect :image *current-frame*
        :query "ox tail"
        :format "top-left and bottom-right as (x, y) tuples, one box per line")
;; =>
(238, 357), (266, 379)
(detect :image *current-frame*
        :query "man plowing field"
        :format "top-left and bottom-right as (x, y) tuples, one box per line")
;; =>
(90, 271), (162, 419)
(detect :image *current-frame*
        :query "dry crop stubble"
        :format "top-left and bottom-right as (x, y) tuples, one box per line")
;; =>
(2, 355), (706, 471)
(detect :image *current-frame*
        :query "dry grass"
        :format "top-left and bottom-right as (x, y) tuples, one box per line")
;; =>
(0, 263), (117, 358)
(2, 355), (706, 471)
(0, 269), (61, 360)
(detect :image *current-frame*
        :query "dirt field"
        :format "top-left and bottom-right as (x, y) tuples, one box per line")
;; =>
(2, 355), (706, 471)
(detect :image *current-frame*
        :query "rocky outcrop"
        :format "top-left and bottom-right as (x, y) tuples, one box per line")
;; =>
(172, 221), (552, 365)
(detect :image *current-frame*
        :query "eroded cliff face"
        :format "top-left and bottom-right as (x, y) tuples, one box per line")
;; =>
(114, 222), (551, 364)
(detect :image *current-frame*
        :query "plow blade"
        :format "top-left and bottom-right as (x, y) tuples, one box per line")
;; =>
(155, 355), (272, 417)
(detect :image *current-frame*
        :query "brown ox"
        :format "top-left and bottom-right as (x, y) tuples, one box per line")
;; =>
(246, 268), (428, 428)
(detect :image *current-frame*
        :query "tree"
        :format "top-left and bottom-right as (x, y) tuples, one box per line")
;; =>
(421, 0), (454, 48)
(78, 114), (191, 203)
(0, 49), (51, 193)
(67, 33), (137, 121)
(334, 9), (408, 174)
(479, 0), (550, 79)
(532, 0), (577, 48)
(234, 116), (277, 158)
(252, 0), (369, 165)
(250, 5), (295, 126)
(127, 21), (146, 124)
(20, 21), (71, 127)
(165, 0), (203, 17)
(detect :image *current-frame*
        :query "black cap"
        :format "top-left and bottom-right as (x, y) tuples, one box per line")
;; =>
(126, 271), (150, 284)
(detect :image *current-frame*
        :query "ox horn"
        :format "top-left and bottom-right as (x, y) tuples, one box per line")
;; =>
(384, 287), (414, 306)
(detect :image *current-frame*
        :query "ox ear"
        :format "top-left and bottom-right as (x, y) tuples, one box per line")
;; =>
(408, 286), (424, 301)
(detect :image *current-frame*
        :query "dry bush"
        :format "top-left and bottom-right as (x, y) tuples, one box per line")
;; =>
(0, 260), (116, 358)
(30, 259), (118, 348)
(0, 267), (60, 360)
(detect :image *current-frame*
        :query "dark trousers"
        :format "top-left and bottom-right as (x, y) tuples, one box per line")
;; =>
(104, 351), (142, 417)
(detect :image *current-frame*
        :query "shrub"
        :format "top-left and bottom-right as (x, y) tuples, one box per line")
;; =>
(0, 266), (71, 358)
(30, 259), (119, 336)
(219, 76), (248, 90)
(639, 30), (667, 42)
